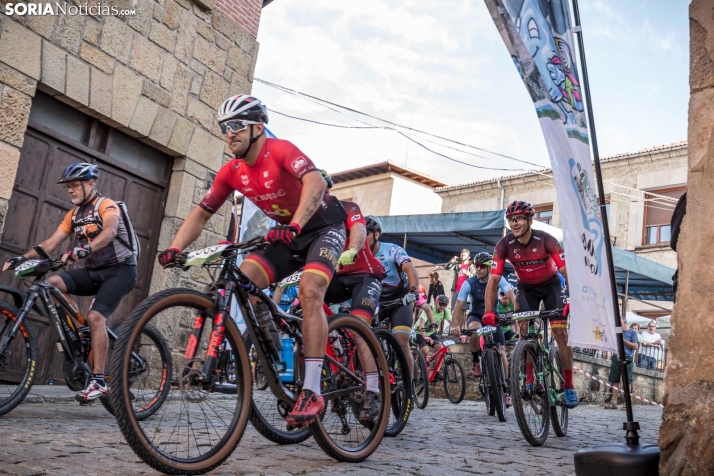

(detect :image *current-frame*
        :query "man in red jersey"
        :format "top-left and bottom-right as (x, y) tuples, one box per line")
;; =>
(484, 200), (578, 408)
(158, 95), (347, 425)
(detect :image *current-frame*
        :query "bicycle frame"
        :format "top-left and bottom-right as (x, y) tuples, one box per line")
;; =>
(424, 344), (450, 383)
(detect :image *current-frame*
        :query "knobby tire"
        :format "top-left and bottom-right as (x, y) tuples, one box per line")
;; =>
(0, 300), (39, 417)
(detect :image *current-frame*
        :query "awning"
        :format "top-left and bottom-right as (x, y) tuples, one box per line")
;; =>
(378, 210), (675, 302)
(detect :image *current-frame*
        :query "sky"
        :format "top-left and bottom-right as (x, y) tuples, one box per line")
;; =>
(251, 0), (689, 187)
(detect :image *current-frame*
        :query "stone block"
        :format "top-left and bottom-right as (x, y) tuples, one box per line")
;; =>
(66, 55), (90, 106)
(130, 36), (162, 82)
(215, 33), (230, 51)
(167, 116), (194, 155)
(89, 67), (112, 117)
(0, 20), (42, 80)
(164, 170), (196, 218)
(0, 87), (32, 147)
(80, 44), (115, 74)
(41, 40), (66, 94)
(53, 13), (83, 54)
(687, 88), (714, 171)
(229, 73), (251, 96)
(193, 0), (213, 11)
(83, 17), (101, 46)
(149, 21), (176, 52)
(129, 96), (160, 137)
(111, 65), (143, 127)
(186, 96), (213, 129)
(127, 0), (153, 35)
(27, 13), (56, 39)
(0, 141), (21, 200)
(192, 3), (211, 21)
(0, 63), (37, 96)
(190, 72), (202, 95)
(190, 58), (206, 76)
(193, 36), (226, 74)
(100, 16), (133, 64)
(160, 54), (178, 90)
(153, 3), (164, 21)
(235, 28), (256, 55)
(174, 10), (196, 64)
(196, 21), (214, 42)
(222, 67), (232, 83)
(169, 65), (192, 114)
(199, 70), (229, 110)
(186, 127), (223, 171)
(149, 106), (178, 146)
(162, 0), (181, 30)
(248, 42), (259, 82)
(212, 9), (238, 40)
(142, 79), (170, 107)
(173, 156), (210, 179)
(226, 45), (250, 77)
(690, 19), (714, 91)
(174, 0), (192, 10)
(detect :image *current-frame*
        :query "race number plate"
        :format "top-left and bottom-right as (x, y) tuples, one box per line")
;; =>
(278, 270), (302, 288)
(184, 244), (231, 267)
(442, 339), (456, 347)
(476, 326), (497, 336)
(13, 259), (41, 277)
(512, 311), (540, 322)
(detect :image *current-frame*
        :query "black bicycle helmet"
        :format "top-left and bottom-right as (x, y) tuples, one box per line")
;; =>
(320, 170), (334, 189)
(57, 162), (99, 184)
(436, 294), (449, 306)
(473, 252), (493, 266)
(365, 215), (382, 233)
(217, 95), (269, 124)
(505, 200), (535, 218)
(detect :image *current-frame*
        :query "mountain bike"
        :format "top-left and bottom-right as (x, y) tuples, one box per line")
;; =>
(421, 334), (466, 404)
(109, 237), (391, 475)
(462, 314), (512, 422)
(411, 340), (429, 409)
(509, 309), (568, 446)
(0, 250), (171, 418)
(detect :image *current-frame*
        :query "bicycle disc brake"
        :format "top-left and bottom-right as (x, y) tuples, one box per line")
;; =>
(178, 358), (209, 403)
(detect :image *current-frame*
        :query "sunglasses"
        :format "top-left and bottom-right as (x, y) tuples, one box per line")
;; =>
(507, 216), (528, 223)
(220, 119), (259, 135)
(475, 263), (491, 269)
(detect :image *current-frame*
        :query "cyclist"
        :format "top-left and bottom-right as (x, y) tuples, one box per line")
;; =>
(451, 252), (515, 391)
(414, 294), (452, 360)
(324, 200), (387, 421)
(157, 95), (347, 426)
(366, 215), (419, 377)
(484, 200), (578, 408)
(272, 270), (301, 311)
(497, 290), (517, 342)
(2, 163), (138, 403)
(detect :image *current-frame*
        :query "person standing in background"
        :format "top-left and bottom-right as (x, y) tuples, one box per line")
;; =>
(445, 249), (474, 311)
(427, 271), (445, 304)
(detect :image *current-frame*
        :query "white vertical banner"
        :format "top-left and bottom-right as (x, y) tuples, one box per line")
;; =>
(485, 0), (617, 352)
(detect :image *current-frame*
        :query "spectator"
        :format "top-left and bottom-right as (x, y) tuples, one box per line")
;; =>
(427, 271), (445, 304)
(605, 316), (638, 409)
(445, 249), (474, 310)
(496, 290), (517, 341)
(639, 321), (663, 370)
(629, 323), (642, 365)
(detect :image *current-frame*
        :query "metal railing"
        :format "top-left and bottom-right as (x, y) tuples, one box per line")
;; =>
(573, 344), (667, 374)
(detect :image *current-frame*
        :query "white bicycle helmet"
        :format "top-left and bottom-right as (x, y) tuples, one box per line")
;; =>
(217, 95), (269, 124)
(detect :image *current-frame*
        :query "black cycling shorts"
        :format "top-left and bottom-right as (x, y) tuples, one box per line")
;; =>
(515, 275), (568, 329)
(324, 274), (381, 321)
(244, 223), (346, 286)
(59, 263), (137, 319)
(378, 301), (413, 335)
(466, 312), (506, 346)
(416, 333), (442, 348)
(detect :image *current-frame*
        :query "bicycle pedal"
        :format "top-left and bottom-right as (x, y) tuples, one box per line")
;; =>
(78, 399), (96, 406)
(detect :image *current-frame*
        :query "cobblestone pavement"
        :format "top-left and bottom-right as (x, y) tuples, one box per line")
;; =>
(0, 387), (662, 476)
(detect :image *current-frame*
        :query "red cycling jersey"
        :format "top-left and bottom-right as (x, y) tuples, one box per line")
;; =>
(199, 138), (344, 231)
(338, 201), (386, 279)
(491, 229), (566, 286)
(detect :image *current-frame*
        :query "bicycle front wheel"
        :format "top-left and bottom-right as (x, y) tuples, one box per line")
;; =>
(0, 300), (38, 417)
(412, 348), (428, 409)
(549, 346), (568, 437)
(311, 314), (390, 463)
(443, 357), (466, 404)
(374, 329), (412, 437)
(484, 348), (506, 422)
(510, 339), (549, 446)
(110, 288), (252, 475)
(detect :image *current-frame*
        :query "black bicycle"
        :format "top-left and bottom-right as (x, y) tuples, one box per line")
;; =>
(463, 314), (512, 422)
(109, 237), (391, 475)
(509, 309), (568, 446)
(410, 335), (429, 410)
(0, 250), (171, 419)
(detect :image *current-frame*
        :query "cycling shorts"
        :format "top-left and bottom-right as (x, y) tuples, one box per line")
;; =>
(324, 274), (381, 322)
(416, 333), (442, 348)
(244, 223), (346, 286)
(59, 262), (137, 319)
(378, 302), (414, 335)
(515, 275), (568, 329)
(466, 312), (506, 346)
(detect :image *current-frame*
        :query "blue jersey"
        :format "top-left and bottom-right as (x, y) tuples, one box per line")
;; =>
(458, 275), (513, 315)
(373, 242), (411, 300)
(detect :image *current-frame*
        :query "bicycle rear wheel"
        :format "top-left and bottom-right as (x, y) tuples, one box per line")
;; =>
(412, 348), (428, 409)
(510, 339), (549, 446)
(311, 314), (390, 463)
(482, 350), (495, 416)
(443, 357), (465, 404)
(484, 348), (506, 422)
(549, 346), (568, 437)
(374, 329), (411, 437)
(110, 288), (252, 475)
(0, 301), (38, 417)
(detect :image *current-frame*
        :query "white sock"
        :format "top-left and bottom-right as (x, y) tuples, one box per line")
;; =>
(366, 372), (379, 393)
(303, 358), (323, 395)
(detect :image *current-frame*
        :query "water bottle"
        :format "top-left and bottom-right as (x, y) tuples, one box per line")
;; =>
(255, 302), (282, 352)
(279, 336), (295, 383)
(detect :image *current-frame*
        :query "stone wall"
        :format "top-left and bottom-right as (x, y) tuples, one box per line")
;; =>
(659, 2), (714, 474)
(331, 174), (395, 216)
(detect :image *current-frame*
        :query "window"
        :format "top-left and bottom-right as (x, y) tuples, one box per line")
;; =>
(29, 92), (92, 144)
(534, 206), (553, 225)
(643, 187), (685, 245)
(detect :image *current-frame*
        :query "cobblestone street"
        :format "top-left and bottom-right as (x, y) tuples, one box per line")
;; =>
(0, 387), (662, 476)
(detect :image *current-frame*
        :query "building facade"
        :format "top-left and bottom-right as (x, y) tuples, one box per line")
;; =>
(0, 0), (264, 383)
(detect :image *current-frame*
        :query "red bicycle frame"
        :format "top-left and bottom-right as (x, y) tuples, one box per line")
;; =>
(424, 345), (450, 383)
